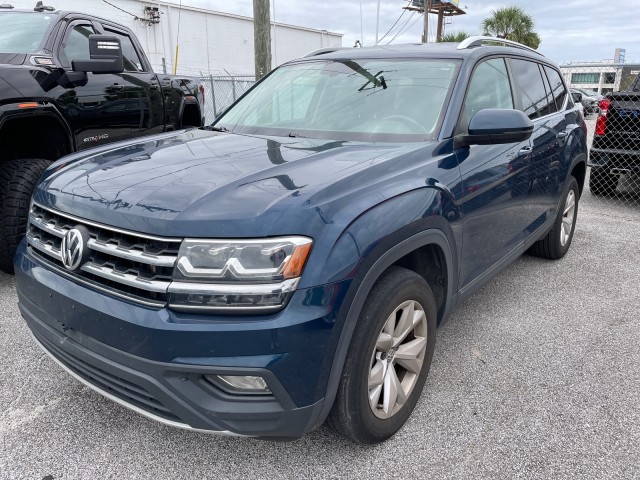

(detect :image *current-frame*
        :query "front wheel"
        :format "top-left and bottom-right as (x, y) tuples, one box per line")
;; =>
(327, 267), (437, 444)
(0, 158), (51, 273)
(528, 176), (579, 260)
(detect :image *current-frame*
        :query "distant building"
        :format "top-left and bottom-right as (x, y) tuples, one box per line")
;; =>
(48, 0), (342, 76)
(560, 49), (639, 94)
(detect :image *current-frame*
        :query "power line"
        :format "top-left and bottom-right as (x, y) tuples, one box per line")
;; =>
(101, 0), (139, 20)
(376, 9), (407, 45)
(386, 11), (419, 44)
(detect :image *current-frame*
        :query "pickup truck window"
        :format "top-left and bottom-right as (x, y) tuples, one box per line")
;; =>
(216, 59), (459, 142)
(63, 24), (96, 63)
(0, 12), (53, 54)
(104, 28), (144, 72)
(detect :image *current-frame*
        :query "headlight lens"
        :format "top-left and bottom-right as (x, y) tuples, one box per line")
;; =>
(168, 236), (313, 313)
(175, 237), (312, 282)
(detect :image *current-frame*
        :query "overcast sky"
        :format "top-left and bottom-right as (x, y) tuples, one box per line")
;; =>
(182, 0), (639, 64)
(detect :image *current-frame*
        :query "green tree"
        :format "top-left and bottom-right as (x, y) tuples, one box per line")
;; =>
(482, 6), (541, 49)
(437, 31), (472, 43)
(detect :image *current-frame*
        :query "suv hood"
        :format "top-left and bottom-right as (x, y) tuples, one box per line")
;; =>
(36, 129), (433, 238)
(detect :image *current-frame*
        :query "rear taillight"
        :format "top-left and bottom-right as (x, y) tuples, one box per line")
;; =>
(595, 99), (610, 136)
(200, 84), (205, 105)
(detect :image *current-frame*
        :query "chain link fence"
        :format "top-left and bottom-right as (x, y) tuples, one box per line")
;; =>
(198, 75), (255, 124)
(561, 63), (640, 207)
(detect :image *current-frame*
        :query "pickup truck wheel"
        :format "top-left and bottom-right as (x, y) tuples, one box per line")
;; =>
(0, 158), (51, 274)
(327, 267), (437, 444)
(589, 167), (619, 196)
(528, 176), (579, 260)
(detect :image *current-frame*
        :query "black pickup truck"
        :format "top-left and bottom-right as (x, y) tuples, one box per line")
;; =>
(0, 4), (204, 272)
(589, 75), (640, 195)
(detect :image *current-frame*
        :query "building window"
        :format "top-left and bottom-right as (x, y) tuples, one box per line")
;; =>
(603, 72), (616, 84)
(571, 72), (600, 84)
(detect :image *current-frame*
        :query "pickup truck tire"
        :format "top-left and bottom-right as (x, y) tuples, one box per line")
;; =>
(528, 176), (579, 260)
(0, 158), (51, 274)
(588, 167), (618, 196)
(326, 267), (437, 444)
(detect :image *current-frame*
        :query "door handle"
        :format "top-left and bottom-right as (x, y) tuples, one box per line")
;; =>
(150, 83), (159, 90)
(110, 83), (125, 91)
(519, 146), (533, 154)
(557, 131), (568, 139)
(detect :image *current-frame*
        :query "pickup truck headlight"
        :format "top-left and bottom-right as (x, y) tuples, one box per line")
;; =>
(168, 237), (312, 312)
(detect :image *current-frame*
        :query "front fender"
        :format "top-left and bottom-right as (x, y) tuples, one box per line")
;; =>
(303, 187), (461, 428)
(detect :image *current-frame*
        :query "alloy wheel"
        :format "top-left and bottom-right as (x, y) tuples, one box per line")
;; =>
(368, 300), (428, 419)
(560, 189), (576, 246)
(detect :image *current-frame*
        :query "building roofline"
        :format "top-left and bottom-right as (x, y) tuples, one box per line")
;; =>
(153, 1), (343, 37)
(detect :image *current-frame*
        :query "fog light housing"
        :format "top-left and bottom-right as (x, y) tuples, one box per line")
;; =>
(205, 374), (271, 395)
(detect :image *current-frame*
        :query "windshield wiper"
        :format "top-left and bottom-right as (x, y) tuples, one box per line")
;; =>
(203, 125), (229, 132)
(339, 61), (388, 91)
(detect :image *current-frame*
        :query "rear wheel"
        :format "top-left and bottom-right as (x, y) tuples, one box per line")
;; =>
(529, 176), (579, 260)
(0, 158), (51, 273)
(327, 267), (437, 444)
(589, 167), (619, 196)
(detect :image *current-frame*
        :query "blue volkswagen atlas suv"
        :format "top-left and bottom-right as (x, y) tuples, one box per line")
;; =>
(16, 37), (588, 443)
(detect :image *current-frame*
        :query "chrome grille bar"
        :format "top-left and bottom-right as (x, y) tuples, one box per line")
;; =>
(81, 263), (170, 293)
(26, 232), (63, 262)
(87, 239), (176, 268)
(27, 202), (181, 306)
(29, 213), (68, 238)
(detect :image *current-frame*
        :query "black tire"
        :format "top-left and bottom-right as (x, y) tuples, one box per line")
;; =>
(327, 267), (437, 444)
(0, 158), (51, 274)
(589, 167), (618, 196)
(528, 176), (579, 260)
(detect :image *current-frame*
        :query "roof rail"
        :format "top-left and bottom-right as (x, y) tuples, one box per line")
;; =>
(302, 47), (350, 58)
(457, 36), (543, 56)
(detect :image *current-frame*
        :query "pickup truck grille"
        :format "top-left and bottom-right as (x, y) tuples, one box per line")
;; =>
(26, 203), (181, 307)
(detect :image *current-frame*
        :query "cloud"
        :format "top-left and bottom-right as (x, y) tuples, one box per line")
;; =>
(185, 0), (640, 64)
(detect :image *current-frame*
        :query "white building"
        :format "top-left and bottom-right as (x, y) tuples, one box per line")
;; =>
(559, 62), (622, 95)
(16, 0), (342, 76)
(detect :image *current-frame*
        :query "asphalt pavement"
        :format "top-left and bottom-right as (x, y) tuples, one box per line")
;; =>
(2, 125), (640, 479)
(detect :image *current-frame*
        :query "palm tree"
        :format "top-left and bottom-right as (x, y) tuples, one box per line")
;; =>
(482, 6), (541, 49)
(437, 31), (472, 43)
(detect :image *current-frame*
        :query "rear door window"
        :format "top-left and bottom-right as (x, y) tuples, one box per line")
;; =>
(510, 59), (554, 119)
(543, 66), (568, 112)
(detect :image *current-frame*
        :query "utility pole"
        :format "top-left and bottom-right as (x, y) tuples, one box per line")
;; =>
(422, 0), (430, 43)
(375, 0), (381, 44)
(253, 0), (271, 80)
(436, 4), (444, 41)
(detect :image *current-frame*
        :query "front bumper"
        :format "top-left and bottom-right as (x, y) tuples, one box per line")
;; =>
(16, 243), (350, 439)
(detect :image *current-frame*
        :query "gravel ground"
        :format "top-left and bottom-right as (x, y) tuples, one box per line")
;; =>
(2, 121), (640, 479)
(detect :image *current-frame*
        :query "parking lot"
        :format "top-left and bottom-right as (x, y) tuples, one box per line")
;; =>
(2, 120), (640, 479)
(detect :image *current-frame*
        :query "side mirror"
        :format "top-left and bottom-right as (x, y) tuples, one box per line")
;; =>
(571, 92), (583, 103)
(455, 109), (534, 148)
(72, 35), (124, 74)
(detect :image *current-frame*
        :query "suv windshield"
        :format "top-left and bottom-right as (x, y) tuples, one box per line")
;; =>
(0, 12), (54, 54)
(216, 58), (460, 142)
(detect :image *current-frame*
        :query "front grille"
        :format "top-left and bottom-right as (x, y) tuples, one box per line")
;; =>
(27, 203), (181, 307)
(36, 331), (181, 423)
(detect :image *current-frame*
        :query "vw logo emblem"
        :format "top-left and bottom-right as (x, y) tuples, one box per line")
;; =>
(61, 228), (87, 271)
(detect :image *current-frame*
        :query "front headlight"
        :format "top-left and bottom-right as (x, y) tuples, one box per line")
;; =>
(168, 236), (313, 313)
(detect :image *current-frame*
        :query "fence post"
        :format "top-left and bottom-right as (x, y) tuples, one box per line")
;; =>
(209, 75), (217, 118)
(231, 75), (237, 101)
